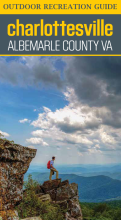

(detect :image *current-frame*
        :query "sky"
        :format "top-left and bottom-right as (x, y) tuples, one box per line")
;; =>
(0, 56), (121, 165)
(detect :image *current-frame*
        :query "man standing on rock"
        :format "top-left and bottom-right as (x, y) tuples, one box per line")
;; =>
(49, 156), (59, 181)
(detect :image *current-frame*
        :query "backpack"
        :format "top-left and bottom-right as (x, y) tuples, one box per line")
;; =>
(47, 160), (50, 169)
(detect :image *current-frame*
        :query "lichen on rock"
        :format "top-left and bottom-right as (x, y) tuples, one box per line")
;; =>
(0, 139), (37, 220)
(39, 179), (83, 220)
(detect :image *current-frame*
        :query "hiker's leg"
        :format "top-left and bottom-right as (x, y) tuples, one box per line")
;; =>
(54, 169), (58, 179)
(56, 170), (59, 179)
(49, 169), (53, 181)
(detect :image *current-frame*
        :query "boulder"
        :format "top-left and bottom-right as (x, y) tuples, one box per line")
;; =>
(56, 183), (78, 201)
(55, 200), (68, 209)
(68, 196), (82, 218)
(70, 183), (78, 195)
(59, 180), (69, 187)
(42, 179), (61, 193)
(47, 189), (56, 200)
(40, 179), (83, 219)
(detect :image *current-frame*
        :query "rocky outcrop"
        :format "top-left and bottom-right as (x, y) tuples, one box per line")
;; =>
(0, 139), (37, 220)
(0, 139), (83, 220)
(21, 179), (82, 220)
(37, 179), (83, 220)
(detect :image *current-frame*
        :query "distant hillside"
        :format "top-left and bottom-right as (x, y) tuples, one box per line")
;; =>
(24, 172), (121, 203)
(81, 171), (121, 181)
(27, 164), (121, 180)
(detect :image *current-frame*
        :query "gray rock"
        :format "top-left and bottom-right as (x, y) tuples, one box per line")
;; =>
(56, 183), (78, 201)
(21, 217), (42, 220)
(39, 194), (52, 202)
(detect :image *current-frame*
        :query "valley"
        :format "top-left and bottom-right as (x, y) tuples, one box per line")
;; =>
(25, 163), (121, 203)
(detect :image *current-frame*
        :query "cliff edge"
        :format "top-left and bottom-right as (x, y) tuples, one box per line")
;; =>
(0, 139), (37, 220)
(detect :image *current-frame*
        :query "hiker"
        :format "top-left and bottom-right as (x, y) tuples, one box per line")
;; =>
(47, 156), (59, 181)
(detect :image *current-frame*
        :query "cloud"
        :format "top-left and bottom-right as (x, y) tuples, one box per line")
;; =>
(19, 118), (31, 123)
(31, 101), (101, 134)
(100, 131), (116, 144)
(63, 57), (121, 132)
(78, 152), (83, 156)
(65, 57), (121, 110)
(0, 57), (63, 89)
(26, 137), (48, 146)
(0, 130), (10, 137)
(5, 56), (121, 159)
(56, 146), (61, 150)
(29, 87), (121, 154)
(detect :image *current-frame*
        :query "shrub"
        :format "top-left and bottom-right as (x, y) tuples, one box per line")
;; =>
(113, 209), (121, 220)
(94, 204), (108, 214)
(80, 201), (121, 220)
(16, 175), (65, 220)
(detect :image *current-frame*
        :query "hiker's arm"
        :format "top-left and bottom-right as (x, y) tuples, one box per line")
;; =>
(50, 164), (54, 169)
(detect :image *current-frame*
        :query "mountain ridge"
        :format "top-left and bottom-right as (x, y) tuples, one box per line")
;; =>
(24, 172), (121, 202)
